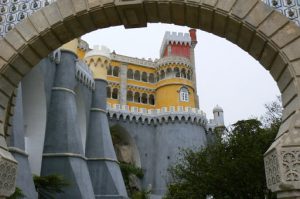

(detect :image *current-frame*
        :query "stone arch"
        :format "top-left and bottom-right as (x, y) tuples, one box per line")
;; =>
(1, 0), (300, 197)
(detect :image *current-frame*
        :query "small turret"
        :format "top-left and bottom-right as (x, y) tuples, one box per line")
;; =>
(84, 45), (111, 80)
(213, 105), (224, 127)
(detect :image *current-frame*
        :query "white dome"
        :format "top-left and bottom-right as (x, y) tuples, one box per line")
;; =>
(85, 45), (111, 59)
(213, 105), (223, 112)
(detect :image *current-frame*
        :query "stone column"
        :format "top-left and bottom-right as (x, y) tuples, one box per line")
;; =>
(8, 84), (37, 199)
(85, 46), (128, 198)
(41, 40), (95, 199)
(189, 29), (199, 108)
(119, 63), (128, 106)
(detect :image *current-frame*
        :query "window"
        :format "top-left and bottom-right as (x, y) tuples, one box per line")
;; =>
(127, 69), (133, 79)
(179, 87), (189, 102)
(113, 67), (119, 77)
(112, 88), (119, 99)
(107, 87), (111, 98)
(127, 90), (133, 101)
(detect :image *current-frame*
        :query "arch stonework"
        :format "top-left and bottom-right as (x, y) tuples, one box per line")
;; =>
(0, 0), (300, 197)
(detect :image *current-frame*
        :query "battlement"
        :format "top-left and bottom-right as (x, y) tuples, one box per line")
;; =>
(107, 103), (207, 126)
(75, 60), (95, 90)
(160, 31), (192, 57)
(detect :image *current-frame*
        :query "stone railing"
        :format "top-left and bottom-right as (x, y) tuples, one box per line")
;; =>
(107, 103), (208, 126)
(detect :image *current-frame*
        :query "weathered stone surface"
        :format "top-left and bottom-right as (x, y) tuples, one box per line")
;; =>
(225, 17), (241, 43)
(258, 11), (289, 37)
(248, 33), (267, 60)
(281, 81), (297, 108)
(237, 24), (254, 51)
(245, 2), (272, 28)
(283, 37), (300, 61)
(212, 11), (227, 37)
(259, 42), (278, 70)
(231, 0), (257, 19)
(216, 0), (236, 12)
(277, 66), (293, 92)
(272, 22), (300, 49)
(270, 53), (288, 81)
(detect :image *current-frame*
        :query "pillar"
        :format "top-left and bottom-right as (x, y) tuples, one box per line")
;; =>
(41, 40), (95, 199)
(8, 84), (37, 199)
(119, 63), (128, 106)
(85, 46), (128, 198)
(189, 29), (199, 108)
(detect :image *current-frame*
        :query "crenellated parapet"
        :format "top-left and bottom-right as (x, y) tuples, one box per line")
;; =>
(107, 104), (207, 126)
(75, 60), (95, 90)
(111, 53), (156, 68)
(156, 56), (192, 69)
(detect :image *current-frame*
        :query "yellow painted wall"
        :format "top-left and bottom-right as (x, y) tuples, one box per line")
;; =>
(156, 78), (195, 108)
(127, 102), (155, 109)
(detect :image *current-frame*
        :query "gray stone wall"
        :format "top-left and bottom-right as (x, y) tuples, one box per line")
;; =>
(109, 118), (207, 197)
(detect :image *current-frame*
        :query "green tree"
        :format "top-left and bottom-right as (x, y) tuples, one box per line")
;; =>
(165, 100), (281, 199)
(33, 174), (70, 199)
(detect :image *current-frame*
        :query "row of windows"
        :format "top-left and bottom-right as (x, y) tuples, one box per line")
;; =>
(156, 68), (192, 81)
(107, 66), (192, 83)
(107, 87), (155, 105)
(107, 87), (189, 104)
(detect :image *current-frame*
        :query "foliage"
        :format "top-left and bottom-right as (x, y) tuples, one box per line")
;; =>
(164, 99), (282, 199)
(33, 174), (70, 199)
(119, 162), (149, 198)
(8, 187), (25, 199)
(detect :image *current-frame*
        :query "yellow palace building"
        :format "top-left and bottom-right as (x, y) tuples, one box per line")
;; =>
(78, 29), (199, 112)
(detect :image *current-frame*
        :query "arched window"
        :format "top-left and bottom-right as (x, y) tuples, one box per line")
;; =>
(127, 90), (133, 102)
(156, 72), (160, 82)
(112, 88), (119, 99)
(142, 72), (148, 82)
(107, 65), (112, 75)
(127, 69), (133, 79)
(160, 70), (165, 80)
(134, 92), (140, 103)
(174, 67), (180, 77)
(106, 86), (111, 98)
(187, 70), (192, 80)
(134, 70), (140, 81)
(149, 94), (155, 105)
(166, 68), (172, 78)
(113, 67), (119, 77)
(149, 73), (155, 83)
(179, 87), (189, 102)
(181, 68), (186, 78)
(141, 93), (148, 104)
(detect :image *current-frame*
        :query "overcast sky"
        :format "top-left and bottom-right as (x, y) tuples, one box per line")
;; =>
(82, 23), (280, 126)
